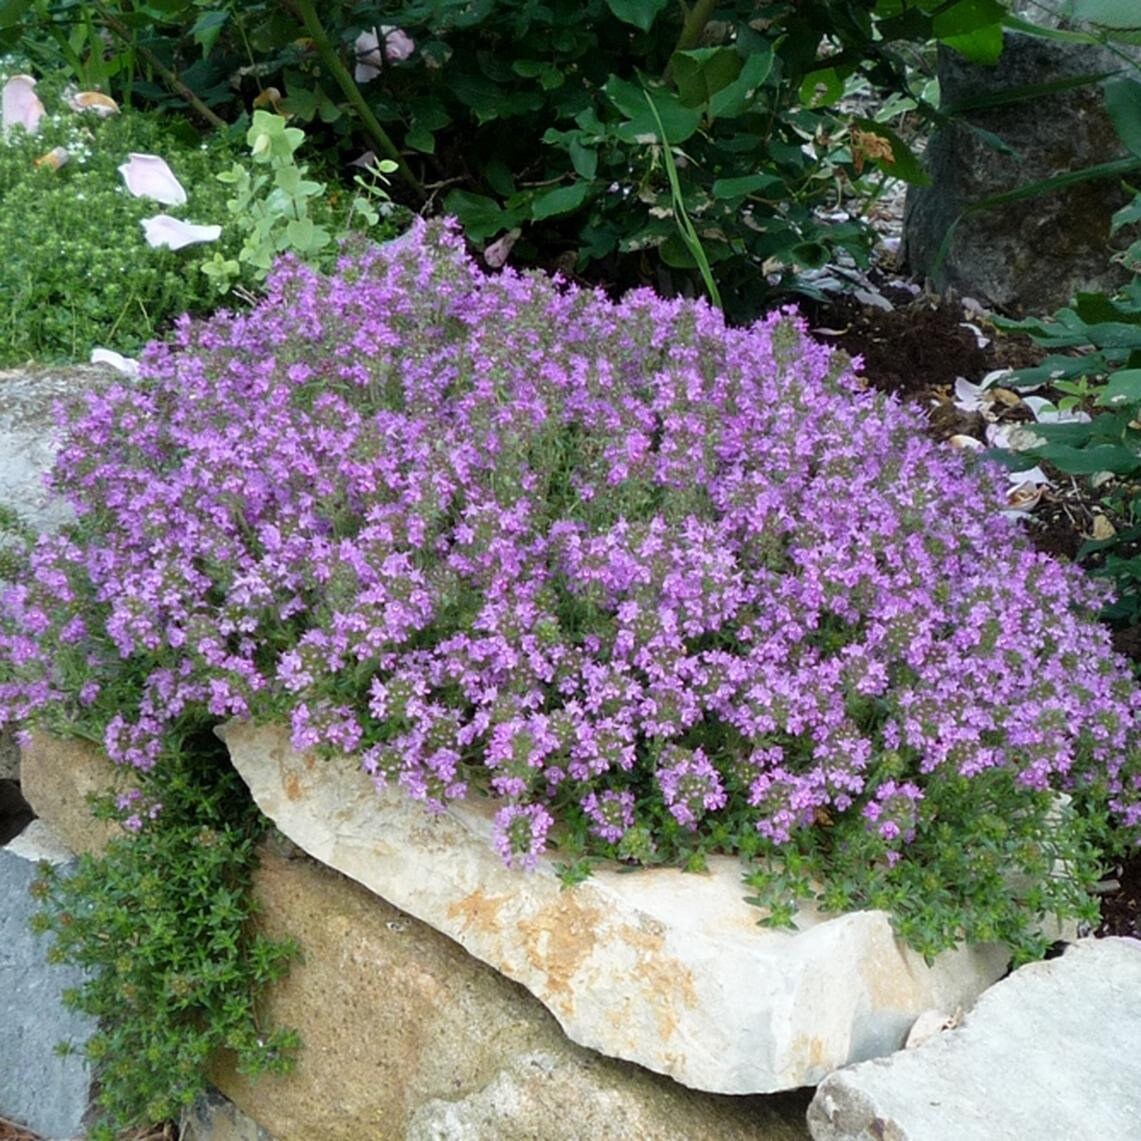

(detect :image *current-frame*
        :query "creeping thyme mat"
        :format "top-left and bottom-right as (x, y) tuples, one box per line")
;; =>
(2, 219), (1138, 960)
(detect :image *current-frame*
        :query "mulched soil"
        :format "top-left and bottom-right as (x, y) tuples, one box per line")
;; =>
(803, 281), (1141, 943)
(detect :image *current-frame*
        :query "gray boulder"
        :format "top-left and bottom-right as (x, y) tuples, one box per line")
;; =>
(807, 937), (1141, 1140)
(0, 819), (99, 1140)
(902, 31), (1139, 313)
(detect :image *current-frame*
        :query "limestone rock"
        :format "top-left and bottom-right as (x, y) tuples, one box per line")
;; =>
(212, 836), (812, 1141)
(807, 937), (1141, 1141)
(220, 721), (1012, 1096)
(0, 364), (111, 536)
(0, 819), (98, 1140)
(902, 32), (1137, 313)
(20, 731), (128, 857)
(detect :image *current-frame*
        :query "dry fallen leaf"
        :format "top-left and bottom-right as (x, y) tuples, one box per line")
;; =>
(1091, 514), (1116, 541)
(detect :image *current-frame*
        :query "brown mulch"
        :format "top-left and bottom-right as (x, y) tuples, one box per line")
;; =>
(805, 285), (1141, 943)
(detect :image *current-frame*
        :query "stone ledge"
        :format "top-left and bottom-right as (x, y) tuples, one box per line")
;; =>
(220, 720), (1012, 1096)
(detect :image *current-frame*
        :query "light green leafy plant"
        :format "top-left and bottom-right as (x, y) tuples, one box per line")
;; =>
(204, 109), (398, 293)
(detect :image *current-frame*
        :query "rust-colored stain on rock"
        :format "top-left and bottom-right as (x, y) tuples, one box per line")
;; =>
(446, 888), (510, 940)
(516, 897), (604, 1016)
(284, 772), (303, 802)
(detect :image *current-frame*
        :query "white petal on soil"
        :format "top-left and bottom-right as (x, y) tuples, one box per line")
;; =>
(140, 214), (221, 250)
(118, 153), (188, 206)
(959, 321), (990, 349)
(1022, 396), (1091, 424)
(953, 376), (990, 413)
(90, 348), (140, 378)
(2, 74), (44, 134)
(948, 434), (984, 450)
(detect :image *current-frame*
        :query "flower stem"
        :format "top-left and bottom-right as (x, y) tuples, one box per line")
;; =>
(285, 0), (425, 202)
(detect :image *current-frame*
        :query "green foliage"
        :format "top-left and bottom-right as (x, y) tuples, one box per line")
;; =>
(29, 719), (299, 1139)
(2, 0), (1025, 318)
(204, 109), (401, 293)
(746, 772), (1112, 966)
(994, 188), (1141, 629)
(0, 77), (240, 364)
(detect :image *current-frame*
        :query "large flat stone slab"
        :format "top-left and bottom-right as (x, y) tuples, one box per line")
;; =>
(0, 365), (112, 535)
(0, 820), (98, 1140)
(213, 835), (811, 1141)
(220, 721), (1012, 1095)
(807, 937), (1141, 1140)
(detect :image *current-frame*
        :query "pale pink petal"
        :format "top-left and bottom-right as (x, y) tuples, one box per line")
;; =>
(68, 90), (120, 117)
(384, 28), (415, 61)
(141, 215), (221, 250)
(118, 154), (188, 206)
(2, 75), (44, 134)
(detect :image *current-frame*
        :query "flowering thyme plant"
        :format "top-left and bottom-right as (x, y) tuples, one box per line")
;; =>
(2, 219), (1138, 959)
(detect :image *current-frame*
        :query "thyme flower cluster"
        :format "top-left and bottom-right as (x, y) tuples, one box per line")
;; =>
(1, 220), (1137, 875)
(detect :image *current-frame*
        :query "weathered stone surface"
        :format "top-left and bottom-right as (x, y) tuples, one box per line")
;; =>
(0, 820), (98, 1140)
(0, 726), (18, 781)
(220, 721), (1012, 1096)
(20, 731), (128, 857)
(182, 1086), (278, 1141)
(0, 365), (111, 535)
(213, 836), (812, 1141)
(902, 31), (1138, 313)
(807, 937), (1141, 1141)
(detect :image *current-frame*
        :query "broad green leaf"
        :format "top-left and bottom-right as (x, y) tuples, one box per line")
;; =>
(851, 119), (931, 185)
(1112, 193), (1141, 232)
(1031, 442), (1139, 474)
(191, 9), (228, 54)
(530, 182), (591, 220)
(1072, 0), (1141, 28)
(932, 0), (1006, 38)
(605, 0), (669, 31)
(940, 23), (1005, 64)
(709, 48), (775, 120)
(800, 67), (844, 109)
(1105, 77), (1141, 158)
(443, 190), (519, 241)
(1097, 369), (1141, 406)
(712, 172), (782, 198)
(670, 47), (743, 108)
(568, 141), (599, 180)
(605, 77), (702, 143)
(285, 217), (315, 248)
(405, 123), (436, 153)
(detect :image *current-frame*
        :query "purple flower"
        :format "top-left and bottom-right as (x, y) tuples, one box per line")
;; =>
(492, 803), (553, 871)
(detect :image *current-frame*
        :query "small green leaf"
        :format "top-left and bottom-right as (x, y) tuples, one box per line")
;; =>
(568, 141), (599, 180)
(605, 0), (669, 32)
(800, 67), (844, 109)
(709, 48), (774, 119)
(1112, 192), (1141, 232)
(1105, 77), (1141, 158)
(940, 23), (1005, 64)
(443, 190), (520, 241)
(1097, 369), (1141, 406)
(530, 182), (591, 220)
(670, 47), (743, 108)
(405, 123), (436, 154)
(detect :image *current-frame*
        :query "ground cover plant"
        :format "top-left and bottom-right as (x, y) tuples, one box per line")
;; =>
(0, 66), (403, 365)
(1, 218), (1137, 973)
(28, 720), (299, 1140)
